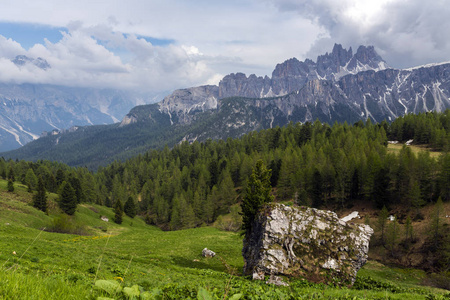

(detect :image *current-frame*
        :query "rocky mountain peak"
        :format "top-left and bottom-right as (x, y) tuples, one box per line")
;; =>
(152, 44), (391, 124)
(12, 55), (51, 70)
(346, 45), (387, 73)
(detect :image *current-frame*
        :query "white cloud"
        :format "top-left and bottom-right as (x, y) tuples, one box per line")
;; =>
(0, 35), (26, 58)
(0, 0), (449, 93)
(268, 0), (450, 68)
(0, 25), (223, 92)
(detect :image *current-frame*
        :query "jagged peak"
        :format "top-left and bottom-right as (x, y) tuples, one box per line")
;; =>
(11, 55), (51, 70)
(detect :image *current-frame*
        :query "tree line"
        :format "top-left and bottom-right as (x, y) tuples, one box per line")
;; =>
(0, 110), (449, 231)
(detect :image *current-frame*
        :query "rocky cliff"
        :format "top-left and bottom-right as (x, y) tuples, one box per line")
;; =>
(154, 43), (449, 132)
(158, 44), (389, 120)
(242, 204), (373, 286)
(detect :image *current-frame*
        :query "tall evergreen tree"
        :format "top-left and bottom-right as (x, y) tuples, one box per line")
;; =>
(310, 168), (324, 208)
(429, 197), (444, 249)
(33, 176), (47, 213)
(377, 205), (389, 245)
(7, 166), (15, 182)
(7, 178), (14, 192)
(124, 196), (137, 218)
(386, 215), (399, 256)
(241, 160), (273, 233)
(25, 168), (38, 192)
(58, 181), (77, 215)
(114, 199), (124, 224)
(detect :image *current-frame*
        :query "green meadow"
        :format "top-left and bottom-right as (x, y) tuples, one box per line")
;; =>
(0, 180), (448, 299)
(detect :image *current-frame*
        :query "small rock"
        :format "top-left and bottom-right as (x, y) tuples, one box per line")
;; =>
(12, 251), (16, 255)
(193, 259), (200, 262)
(252, 271), (265, 280)
(202, 248), (216, 258)
(266, 275), (289, 286)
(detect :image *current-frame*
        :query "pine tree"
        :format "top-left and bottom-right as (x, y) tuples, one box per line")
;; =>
(386, 215), (399, 256)
(7, 178), (14, 192)
(33, 177), (47, 213)
(377, 205), (389, 245)
(430, 197), (444, 250)
(409, 179), (425, 213)
(124, 196), (137, 218)
(25, 168), (38, 192)
(7, 166), (15, 182)
(58, 181), (77, 215)
(241, 160), (273, 233)
(404, 215), (414, 245)
(310, 168), (324, 208)
(114, 199), (124, 224)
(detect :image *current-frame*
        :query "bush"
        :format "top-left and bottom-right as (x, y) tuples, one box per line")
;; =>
(46, 214), (87, 235)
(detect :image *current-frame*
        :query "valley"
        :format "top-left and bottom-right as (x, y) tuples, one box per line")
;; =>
(0, 181), (448, 299)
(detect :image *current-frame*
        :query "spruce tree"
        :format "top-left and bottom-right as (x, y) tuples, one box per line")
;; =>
(7, 178), (14, 192)
(377, 205), (389, 245)
(25, 169), (38, 192)
(7, 166), (15, 182)
(310, 168), (324, 208)
(386, 215), (399, 256)
(114, 199), (124, 224)
(58, 181), (77, 215)
(33, 177), (47, 213)
(404, 215), (414, 245)
(430, 197), (444, 249)
(241, 160), (273, 234)
(124, 196), (137, 218)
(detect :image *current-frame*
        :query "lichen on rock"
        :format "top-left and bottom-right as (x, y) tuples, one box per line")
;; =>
(242, 203), (373, 285)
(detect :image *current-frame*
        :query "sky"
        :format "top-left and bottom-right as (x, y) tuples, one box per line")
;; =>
(0, 0), (449, 95)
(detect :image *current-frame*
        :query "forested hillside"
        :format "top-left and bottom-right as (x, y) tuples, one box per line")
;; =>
(0, 110), (447, 223)
(0, 110), (448, 253)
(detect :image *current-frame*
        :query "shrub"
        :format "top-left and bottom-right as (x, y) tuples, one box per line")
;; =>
(46, 214), (87, 235)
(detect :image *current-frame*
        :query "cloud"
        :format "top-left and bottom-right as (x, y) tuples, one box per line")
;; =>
(0, 1), (322, 88)
(0, 35), (26, 58)
(0, 24), (224, 92)
(268, 0), (450, 68)
(0, 0), (449, 94)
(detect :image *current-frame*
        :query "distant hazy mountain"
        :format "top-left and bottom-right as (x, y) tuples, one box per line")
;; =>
(0, 56), (158, 152)
(3, 44), (450, 168)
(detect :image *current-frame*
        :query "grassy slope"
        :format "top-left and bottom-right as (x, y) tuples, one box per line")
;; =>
(0, 180), (448, 299)
(387, 143), (442, 158)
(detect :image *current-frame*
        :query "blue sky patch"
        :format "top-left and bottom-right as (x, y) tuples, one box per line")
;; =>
(0, 22), (66, 49)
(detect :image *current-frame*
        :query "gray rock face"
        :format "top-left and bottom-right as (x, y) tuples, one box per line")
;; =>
(242, 204), (373, 285)
(159, 85), (219, 125)
(157, 44), (388, 123)
(124, 44), (450, 136)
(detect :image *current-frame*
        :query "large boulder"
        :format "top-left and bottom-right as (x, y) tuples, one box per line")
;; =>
(242, 203), (373, 285)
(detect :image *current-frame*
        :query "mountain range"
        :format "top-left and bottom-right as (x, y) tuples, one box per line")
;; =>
(2, 44), (450, 168)
(0, 55), (158, 152)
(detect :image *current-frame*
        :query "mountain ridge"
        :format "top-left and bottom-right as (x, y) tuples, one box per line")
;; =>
(2, 44), (450, 168)
(0, 82), (154, 151)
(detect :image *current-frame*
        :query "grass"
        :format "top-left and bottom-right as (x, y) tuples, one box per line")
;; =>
(387, 143), (442, 158)
(0, 180), (449, 299)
